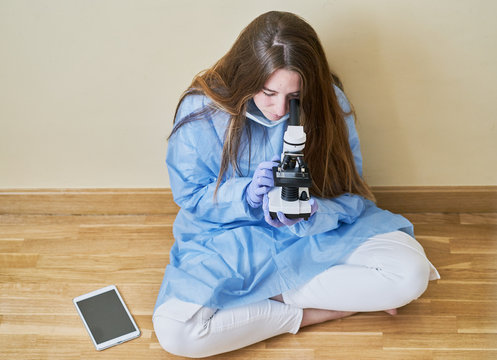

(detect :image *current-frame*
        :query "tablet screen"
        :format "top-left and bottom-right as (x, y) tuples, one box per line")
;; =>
(75, 289), (137, 344)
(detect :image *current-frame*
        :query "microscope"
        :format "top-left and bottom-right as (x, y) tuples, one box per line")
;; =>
(268, 98), (312, 220)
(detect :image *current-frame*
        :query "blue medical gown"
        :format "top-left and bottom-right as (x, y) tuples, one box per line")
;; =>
(155, 86), (413, 311)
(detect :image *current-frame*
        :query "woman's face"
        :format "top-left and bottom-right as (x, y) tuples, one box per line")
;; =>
(253, 68), (301, 121)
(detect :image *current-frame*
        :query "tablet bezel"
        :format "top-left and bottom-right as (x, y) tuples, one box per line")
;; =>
(73, 285), (141, 351)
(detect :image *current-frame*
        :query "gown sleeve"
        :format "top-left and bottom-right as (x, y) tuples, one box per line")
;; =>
(288, 86), (368, 237)
(166, 96), (260, 224)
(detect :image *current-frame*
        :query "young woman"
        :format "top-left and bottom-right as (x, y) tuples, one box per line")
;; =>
(153, 11), (439, 358)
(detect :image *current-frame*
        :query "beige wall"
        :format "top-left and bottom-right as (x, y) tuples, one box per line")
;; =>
(1, 0), (496, 188)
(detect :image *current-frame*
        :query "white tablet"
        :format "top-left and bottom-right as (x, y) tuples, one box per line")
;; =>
(73, 285), (141, 351)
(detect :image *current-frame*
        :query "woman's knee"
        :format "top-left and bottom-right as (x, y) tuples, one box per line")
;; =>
(153, 316), (197, 357)
(370, 232), (433, 307)
(395, 252), (431, 306)
(153, 315), (211, 358)
(153, 316), (186, 356)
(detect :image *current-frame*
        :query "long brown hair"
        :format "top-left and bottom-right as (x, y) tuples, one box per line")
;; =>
(171, 11), (374, 201)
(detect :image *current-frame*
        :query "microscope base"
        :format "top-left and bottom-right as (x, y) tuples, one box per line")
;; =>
(267, 187), (312, 221)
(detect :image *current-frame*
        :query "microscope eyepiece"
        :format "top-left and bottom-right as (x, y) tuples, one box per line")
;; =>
(288, 99), (300, 126)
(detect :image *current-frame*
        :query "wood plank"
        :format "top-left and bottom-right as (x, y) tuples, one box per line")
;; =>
(450, 238), (497, 254)
(0, 267), (165, 288)
(373, 186), (497, 213)
(433, 351), (497, 360)
(0, 214), (176, 225)
(438, 268), (497, 282)
(460, 213), (497, 225)
(0, 238), (24, 252)
(383, 333), (497, 350)
(457, 316), (497, 333)
(315, 349), (433, 360)
(0, 253), (39, 268)
(413, 223), (497, 243)
(0, 189), (179, 215)
(430, 300), (497, 316)
(423, 282), (497, 301)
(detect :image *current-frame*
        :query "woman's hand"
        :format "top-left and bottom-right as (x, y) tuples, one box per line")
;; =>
(246, 156), (280, 208)
(262, 194), (318, 228)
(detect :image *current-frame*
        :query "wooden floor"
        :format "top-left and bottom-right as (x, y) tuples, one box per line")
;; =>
(1, 198), (497, 359)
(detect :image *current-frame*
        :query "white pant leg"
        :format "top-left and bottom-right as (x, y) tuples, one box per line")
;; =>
(153, 298), (302, 358)
(283, 231), (439, 312)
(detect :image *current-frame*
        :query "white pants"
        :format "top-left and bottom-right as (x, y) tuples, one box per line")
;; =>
(153, 231), (439, 358)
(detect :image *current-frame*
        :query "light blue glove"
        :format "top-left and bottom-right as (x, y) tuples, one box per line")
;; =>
(246, 156), (280, 208)
(262, 193), (318, 228)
